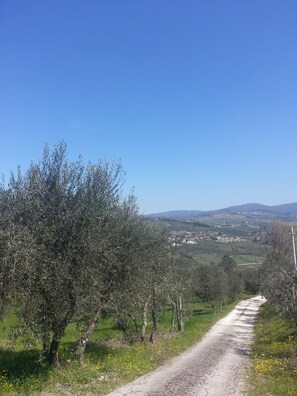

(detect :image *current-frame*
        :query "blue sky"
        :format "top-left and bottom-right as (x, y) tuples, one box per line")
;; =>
(1, 1), (296, 214)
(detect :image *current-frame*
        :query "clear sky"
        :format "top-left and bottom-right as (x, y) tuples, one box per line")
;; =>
(1, 1), (296, 214)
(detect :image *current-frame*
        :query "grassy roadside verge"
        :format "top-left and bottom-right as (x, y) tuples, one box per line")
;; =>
(0, 300), (239, 396)
(248, 304), (297, 396)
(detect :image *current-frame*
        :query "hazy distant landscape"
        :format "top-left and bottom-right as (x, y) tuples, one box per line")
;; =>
(147, 201), (297, 267)
(148, 201), (297, 221)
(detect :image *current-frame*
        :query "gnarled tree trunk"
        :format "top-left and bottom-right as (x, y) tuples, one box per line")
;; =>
(39, 332), (50, 363)
(76, 309), (101, 363)
(141, 295), (151, 341)
(149, 288), (158, 343)
(176, 294), (184, 332)
(117, 317), (129, 341)
(48, 290), (76, 366)
(170, 301), (176, 332)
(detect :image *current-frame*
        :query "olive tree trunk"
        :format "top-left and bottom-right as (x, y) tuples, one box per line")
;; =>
(176, 294), (184, 332)
(140, 295), (151, 342)
(76, 309), (101, 363)
(149, 288), (158, 343)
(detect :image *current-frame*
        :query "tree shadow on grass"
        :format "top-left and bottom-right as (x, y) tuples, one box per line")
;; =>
(192, 309), (209, 316)
(0, 338), (118, 387)
(83, 341), (114, 364)
(0, 348), (51, 387)
(60, 339), (115, 365)
(0, 341), (115, 393)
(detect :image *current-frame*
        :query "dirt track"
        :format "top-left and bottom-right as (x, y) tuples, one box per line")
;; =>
(106, 296), (265, 396)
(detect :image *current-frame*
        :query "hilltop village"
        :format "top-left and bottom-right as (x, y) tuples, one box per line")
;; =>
(168, 230), (244, 246)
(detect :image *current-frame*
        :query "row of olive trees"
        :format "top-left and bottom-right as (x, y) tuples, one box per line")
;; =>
(0, 142), (178, 366)
(261, 222), (297, 324)
(195, 254), (243, 311)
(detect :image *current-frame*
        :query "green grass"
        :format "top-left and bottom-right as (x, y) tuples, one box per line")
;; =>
(248, 304), (297, 396)
(181, 239), (267, 261)
(192, 252), (221, 265)
(191, 253), (265, 267)
(232, 254), (265, 265)
(0, 301), (237, 395)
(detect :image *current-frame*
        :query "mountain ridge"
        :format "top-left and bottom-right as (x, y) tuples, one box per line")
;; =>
(147, 202), (297, 220)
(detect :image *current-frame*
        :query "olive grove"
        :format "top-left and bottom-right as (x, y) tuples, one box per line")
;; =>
(0, 142), (254, 368)
(0, 142), (175, 365)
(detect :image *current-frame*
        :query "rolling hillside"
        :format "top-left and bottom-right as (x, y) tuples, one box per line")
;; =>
(148, 202), (297, 222)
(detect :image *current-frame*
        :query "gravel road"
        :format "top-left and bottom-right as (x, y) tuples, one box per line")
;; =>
(106, 296), (265, 396)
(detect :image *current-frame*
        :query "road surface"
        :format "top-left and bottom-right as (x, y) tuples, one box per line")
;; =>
(106, 296), (265, 396)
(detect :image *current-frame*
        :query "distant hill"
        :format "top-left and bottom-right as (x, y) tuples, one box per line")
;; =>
(215, 202), (297, 215)
(147, 202), (297, 221)
(146, 210), (205, 219)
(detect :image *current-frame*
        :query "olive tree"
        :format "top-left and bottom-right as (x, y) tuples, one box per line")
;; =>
(75, 195), (144, 358)
(219, 255), (242, 302)
(105, 217), (169, 344)
(261, 222), (297, 323)
(0, 183), (16, 317)
(196, 263), (228, 312)
(167, 255), (196, 333)
(4, 142), (124, 365)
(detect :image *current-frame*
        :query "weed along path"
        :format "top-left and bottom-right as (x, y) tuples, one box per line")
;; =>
(105, 296), (265, 396)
